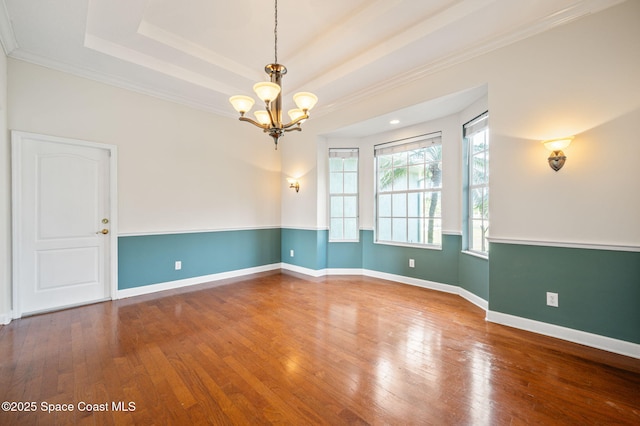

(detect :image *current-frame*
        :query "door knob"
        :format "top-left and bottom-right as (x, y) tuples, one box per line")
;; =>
(96, 229), (109, 235)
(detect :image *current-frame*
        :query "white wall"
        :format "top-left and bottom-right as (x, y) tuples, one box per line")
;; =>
(8, 60), (282, 235)
(283, 1), (640, 249)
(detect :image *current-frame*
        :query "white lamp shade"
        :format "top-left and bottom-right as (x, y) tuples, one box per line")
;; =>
(288, 108), (305, 122)
(293, 92), (318, 111)
(542, 137), (573, 151)
(229, 95), (255, 114)
(253, 82), (281, 103)
(254, 110), (271, 126)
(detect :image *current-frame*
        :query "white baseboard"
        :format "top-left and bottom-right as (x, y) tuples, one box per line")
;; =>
(362, 269), (489, 311)
(0, 311), (12, 325)
(280, 263), (327, 277)
(116, 263), (282, 299)
(487, 310), (640, 360)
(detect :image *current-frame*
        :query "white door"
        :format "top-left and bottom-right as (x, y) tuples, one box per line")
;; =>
(12, 131), (116, 317)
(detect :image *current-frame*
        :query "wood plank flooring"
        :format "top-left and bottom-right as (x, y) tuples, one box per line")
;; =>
(1, 272), (639, 425)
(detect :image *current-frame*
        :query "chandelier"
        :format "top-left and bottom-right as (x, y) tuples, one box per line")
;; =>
(229, 0), (318, 149)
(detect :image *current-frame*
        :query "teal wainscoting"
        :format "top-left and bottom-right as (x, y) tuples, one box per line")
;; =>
(459, 251), (490, 301)
(327, 231), (364, 269)
(489, 242), (640, 344)
(297, 230), (490, 301)
(362, 231), (460, 286)
(280, 228), (328, 270)
(118, 228), (281, 289)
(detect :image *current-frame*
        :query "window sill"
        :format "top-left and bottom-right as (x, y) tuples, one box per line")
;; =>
(374, 240), (442, 251)
(462, 250), (488, 260)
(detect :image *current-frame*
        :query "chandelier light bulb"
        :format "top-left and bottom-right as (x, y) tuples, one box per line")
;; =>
(254, 110), (271, 126)
(253, 82), (281, 103)
(288, 108), (305, 122)
(229, 95), (255, 114)
(293, 92), (318, 111)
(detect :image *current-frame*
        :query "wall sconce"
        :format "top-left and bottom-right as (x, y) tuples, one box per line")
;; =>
(542, 137), (573, 171)
(287, 178), (300, 192)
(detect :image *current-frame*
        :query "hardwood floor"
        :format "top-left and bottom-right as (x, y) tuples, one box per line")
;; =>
(1, 272), (638, 425)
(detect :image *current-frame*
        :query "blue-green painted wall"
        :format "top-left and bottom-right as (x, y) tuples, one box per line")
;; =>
(118, 228), (281, 289)
(280, 228), (327, 270)
(489, 243), (640, 344)
(459, 252), (490, 300)
(362, 231), (460, 286)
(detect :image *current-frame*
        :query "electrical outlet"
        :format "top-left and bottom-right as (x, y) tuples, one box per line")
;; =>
(546, 292), (558, 307)
(409, 259), (415, 268)
(290, 250), (294, 257)
(175, 261), (182, 270)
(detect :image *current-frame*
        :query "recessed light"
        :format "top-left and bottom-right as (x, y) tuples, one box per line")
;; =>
(390, 119), (400, 125)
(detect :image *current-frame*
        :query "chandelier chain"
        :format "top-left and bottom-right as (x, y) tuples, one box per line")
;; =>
(274, 0), (278, 64)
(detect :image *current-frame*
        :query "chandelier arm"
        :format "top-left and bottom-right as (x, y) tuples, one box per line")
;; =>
(239, 116), (268, 129)
(266, 105), (280, 128)
(284, 127), (303, 133)
(282, 114), (309, 129)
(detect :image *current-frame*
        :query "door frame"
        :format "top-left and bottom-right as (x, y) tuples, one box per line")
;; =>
(11, 131), (118, 319)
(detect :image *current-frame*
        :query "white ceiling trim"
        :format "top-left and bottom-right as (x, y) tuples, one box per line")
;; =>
(84, 33), (241, 95)
(297, 0), (497, 92)
(8, 48), (233, 117)
(137, 20), (261, 82)
(0, 0), (17, 55)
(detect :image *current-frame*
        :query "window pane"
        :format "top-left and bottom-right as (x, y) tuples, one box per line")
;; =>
(344, 196), (357, 218)
(471, 188), (484, 219)
(482, 188), (489, 219)
(408, 218), (423, 244)
(393, 151), (407, 167)
(425, 163), (442, 188)
(472, 153), (486, 185)
(409, 149), (424, 164)
(424, 191), (441, 218)
(329, 172), (343, 194)
(330, 196), (343, 217)
(470, 219), (488, 252)
(392, 218), (407, 242)
(408, 165), (424, 189)
(407, 192), (421, 218)
(392, 168), (408, 191)
(330, 219), (344, 240)
(329, 158), (343, 172)
(344, 172), (357, 194)
(392, 193), (407, 217)
(426, 219), (442, 245)
(344, 157), (358, 172)
(378, 194), (391, 217)
(344, 219), (358, 240)
(378, 218), (391, 241)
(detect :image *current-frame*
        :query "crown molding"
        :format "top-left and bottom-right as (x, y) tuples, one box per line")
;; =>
(0, 0), (17, 55)
(8, 51), (232, 117)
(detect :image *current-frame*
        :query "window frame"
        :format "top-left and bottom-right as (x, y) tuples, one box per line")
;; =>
(374, 133), (443, 249)
(462, 111), (489, 256)
(328, 148), (360, 242)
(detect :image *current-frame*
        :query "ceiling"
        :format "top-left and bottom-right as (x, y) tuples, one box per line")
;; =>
(0, 0), (626, 137)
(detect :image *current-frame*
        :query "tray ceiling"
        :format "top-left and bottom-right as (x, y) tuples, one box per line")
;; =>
(0, 0), (626, 132)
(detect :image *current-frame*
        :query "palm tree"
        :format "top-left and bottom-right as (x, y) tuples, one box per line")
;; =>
(377, 145), (442, 244)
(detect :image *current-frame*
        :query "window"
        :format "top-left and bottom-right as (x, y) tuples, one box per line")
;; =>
(463, 112), (489, 254)
(375, 133), (442, 246)
(329, 148), (359, 241)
